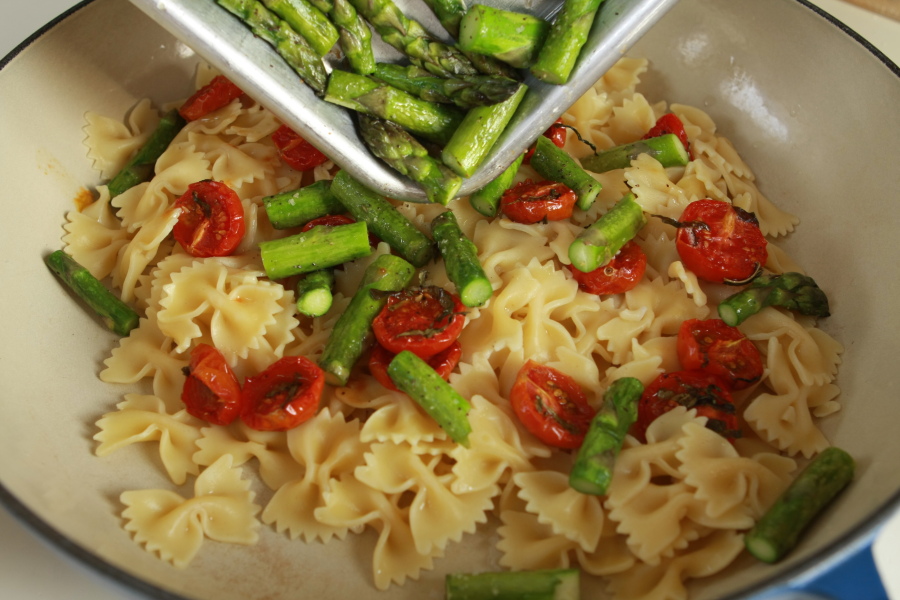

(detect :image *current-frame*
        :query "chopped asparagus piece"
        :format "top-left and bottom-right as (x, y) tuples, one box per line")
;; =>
(261, 0), (339, 56)
(330, 170), (436, 267)
(372, 63), (520, 109)
(388, 350), (472, 446)
(431, 210), (492, 307)
(331, 0), (376, 74)
(45, 250), (140, 336)
(745, 447), (854, 563)
(580, 133), (689, 174)
(569, 377), (643, 495)
(459, 5), (550, 68)
(319, 254), (415, 385)
(296, 269), (336, 317)
(422, 0), (467, 37)
(530, 134), (602, 210)
(106, 109), (185, 198)
(467, 153), (524, 217)
(530, 0), (605, 84)
(262, 181), (344, 229)
(460, 47), (522, 79)
(259, 220), (372, 279)
(717, 272), (830, 326)
(442, 83), (527, 177)
(446, 568), (581, 600)
(569, 193), (646, 273)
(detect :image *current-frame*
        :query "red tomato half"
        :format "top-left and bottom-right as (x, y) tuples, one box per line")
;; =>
(523, 119), (568, 164)
(272, 125), (329, 171)
(636, 370), (740, 442)
(644, 113), (693, 160)
(501, 180), (577, 224)
(568, 240), (648, 295)
(241, 356), (325, 431)
(178, 75), (244, 122)
(509, 360), (595, 449)
(677, 319), (763, 390)
(372, 286), (466, 359)
(173, 180), (245, 257)
(368, 341), (462, 391)
(181, 344), (243, 425)
(675, 199), (768, 284)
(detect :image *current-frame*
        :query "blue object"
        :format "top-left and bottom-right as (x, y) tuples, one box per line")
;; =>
(787, 542), (889, 600)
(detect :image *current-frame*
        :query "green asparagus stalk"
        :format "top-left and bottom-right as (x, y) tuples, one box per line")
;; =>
(319, 254), (416, 385)
(467, 154), (524, 217)
(580, 133), (690, 174)
(357, 115), (462, 205)
(331, 0), (376, 74)
(460, 48), (522, 79)
(530, 0), (605, 85)
(445, 569), (580, 600)
(422, 0), (467, 37)
(325, 70), (463, 145)
(106, 109), (185, 198)
(217, 0), (328, 94)
(347, 0), (478, 77)
(745, 447), (854, 563)
(569, 193), (646, 273)
(372, 63), (520, 110)
(388, 350), (472, 446)
(569, 377), (643, 495)
(442, 83), (527, 177)
(261, 0), (339, 56)
(458, 5), (550, 69)
(530, 134), (602, 211)
(431, 210), (492, 307)
(45, 250), (140, 336)
(295, 269), (336, 317)
(262, 180), (344, 229)
(306, 0), (332, 11)
(330, 170), (436, 267)
(259, 220), (373, 279)
(717, 272), (831, 327)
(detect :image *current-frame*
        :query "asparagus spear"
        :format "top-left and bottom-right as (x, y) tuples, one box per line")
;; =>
(325, 70), (464, 145)
(217, 0), (328, 94)
(347, 0), (478, 78)
(530, 134), (602, 211)
(458, 5), (550, 69)
(467, 154), (524, 217)
(331, 0), (376, 74)
(423, 0), (467, 37)
(259, 220), (373, 279)
(431, 210), (492, 307)
(442, 83), (527, 178)
(296, 269), (336, 317)
(446, 569), (580, 600)
(530, 0), (605, 85)
(745, 447), (854, 563)
(307, 0), (332, 11)
(388, 350), (472, 446)
(357, 115), (462, 205)
(45, 250), (140, 336)
(372, 63), (520, 110)
(580, 133), (690, 174)
(569, 193), (646, 273)
(261, 0), (339, 56)
(717, 272), (831, 327)
(460, 48), (522, 79)
(319, 254), (415, 385)
(262, 181), (345, 229)
(330, 170), (436, 267)
(106, 109), (185, 198)
(569, 377), (643, 495)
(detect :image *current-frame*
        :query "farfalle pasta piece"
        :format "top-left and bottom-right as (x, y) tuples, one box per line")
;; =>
(496, 481), (579, 570)
(94, 394), (202, 485)
(360, 392), (449, 448)
(188, 132), (274, 191)
(62, 189), (130, 280)
(112, 207), (181, 303)
(626, 154), (693, 218)
(575, 517), (636, 577)
(121, 455), (260, 568)
(83, 99), (160, 178)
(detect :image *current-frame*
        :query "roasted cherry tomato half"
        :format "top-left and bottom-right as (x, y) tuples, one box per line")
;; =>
(635, 370), (741, 442)
(178, 75), (244, 122)
(241, 355), (325, 431)
(173, 180), (246, 257)
(372, 286), (466, 359)
(523, 118), (568, 164)
(568, 240), (648, 295)
(272, 125), (329, 172)
(368, 341), (462, 391)
(674, 199), (768, 284)
(509, 360), (595, 449)
(643, 113), (693, 160)
(500, 180), (577, 224)
(181, 343), (243, 426)
(677, 318), (763, 390)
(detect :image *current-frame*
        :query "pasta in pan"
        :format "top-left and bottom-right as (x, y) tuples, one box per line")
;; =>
(62, 57), (843, 599)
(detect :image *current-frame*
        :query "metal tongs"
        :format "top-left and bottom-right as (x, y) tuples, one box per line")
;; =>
(128, 0), (678, 202)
